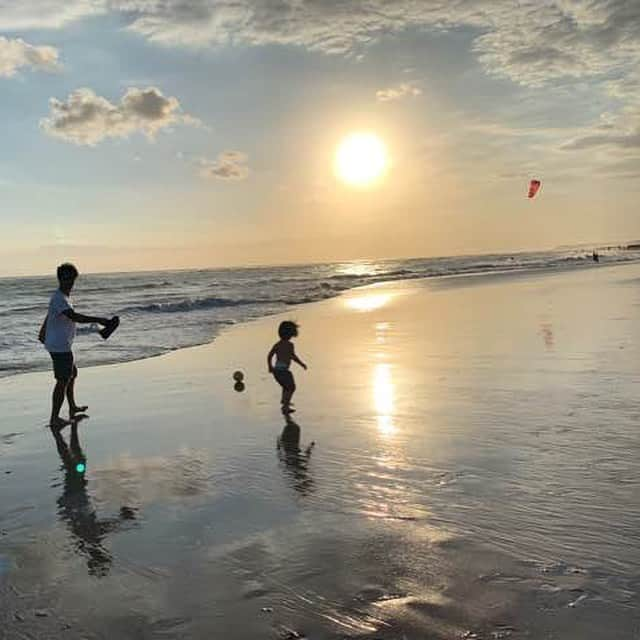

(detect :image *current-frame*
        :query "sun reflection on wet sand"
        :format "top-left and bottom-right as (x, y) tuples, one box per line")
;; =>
(345, 292), (393, 312)
(373, 363), (395, 436)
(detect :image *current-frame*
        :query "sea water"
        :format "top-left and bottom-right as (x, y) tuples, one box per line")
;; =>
(2, 245), (639, 379)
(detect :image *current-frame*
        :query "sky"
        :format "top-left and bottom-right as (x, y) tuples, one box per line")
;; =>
(1, 1), (640, 276)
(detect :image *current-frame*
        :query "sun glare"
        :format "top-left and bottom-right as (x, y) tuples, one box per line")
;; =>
(345, 292), (392, 312)
(335, 133), (387, 187)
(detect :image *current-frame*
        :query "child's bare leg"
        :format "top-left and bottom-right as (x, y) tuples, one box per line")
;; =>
(282, 388), (295, 413)
(51, 380), (71, 429)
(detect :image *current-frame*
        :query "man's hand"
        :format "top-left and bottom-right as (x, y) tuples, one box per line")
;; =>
(38, 315), (47, 344)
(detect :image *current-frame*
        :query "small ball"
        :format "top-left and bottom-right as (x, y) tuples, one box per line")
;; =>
(233, 370), (244, 382)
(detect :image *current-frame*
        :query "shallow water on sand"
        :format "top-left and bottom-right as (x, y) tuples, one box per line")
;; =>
(1, 265), (640, 638)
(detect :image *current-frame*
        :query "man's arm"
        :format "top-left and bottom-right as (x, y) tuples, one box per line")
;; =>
(38, 314), (48, 343)
(63, 309), (109, 325)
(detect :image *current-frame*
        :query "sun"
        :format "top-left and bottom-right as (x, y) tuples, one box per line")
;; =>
(335, 132), (387, 187)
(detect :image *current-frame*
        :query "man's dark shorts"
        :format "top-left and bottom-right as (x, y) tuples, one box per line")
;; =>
(50, 352), (78, 382)
(273, 369), (295, 392)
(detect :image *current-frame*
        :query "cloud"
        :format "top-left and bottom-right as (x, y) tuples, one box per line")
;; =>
(104, 1), (640, 86)
(198, 151), (249, 181)
(562, 131), (640, 151)
(560, 68), (640, 157)
(0, 0), (102, 31)
(4, 2), (640, 91)
(0, 36), (60, 77)
(376, 82), (421, 102)
(601, 157), (640, 179)
(40, 86), (197, 145)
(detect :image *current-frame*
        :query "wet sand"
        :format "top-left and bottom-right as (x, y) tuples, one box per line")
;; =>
(1, 264), (640, 639)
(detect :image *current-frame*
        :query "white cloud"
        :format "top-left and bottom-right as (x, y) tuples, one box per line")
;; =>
(376, 82), (421, 102)
(3, 6), (638, 112)
(0, 0), (102, 31)
(101, 1), (639, 86)
(0, 36), (60, 77)
(562, 131), (640, 151)
(40, 86), (197, 145)
(560, 69), (640, 162)
(198, 151), (249, 181)
(4, 2), (640, 90)
(471, 1), (640, 87)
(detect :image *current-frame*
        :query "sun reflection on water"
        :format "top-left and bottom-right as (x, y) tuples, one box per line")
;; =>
(335, 262), (378, 277)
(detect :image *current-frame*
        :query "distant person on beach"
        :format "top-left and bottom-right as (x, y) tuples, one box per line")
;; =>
(267, 320), (307, 414)
(39, 263), (112, 429)
(593, 251), (599, 262)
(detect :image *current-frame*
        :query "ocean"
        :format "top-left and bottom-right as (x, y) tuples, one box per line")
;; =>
(2, 244), (639, 379)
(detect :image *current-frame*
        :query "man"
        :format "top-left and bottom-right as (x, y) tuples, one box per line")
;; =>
(39, 263), (111, 429)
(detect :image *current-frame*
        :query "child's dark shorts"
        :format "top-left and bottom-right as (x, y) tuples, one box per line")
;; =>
(50, 352), (78, 382)
(273, 369), (296, 392)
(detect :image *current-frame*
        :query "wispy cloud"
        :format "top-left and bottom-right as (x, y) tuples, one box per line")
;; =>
(559, 70), (640, 173)
(376, 82), (421, 102)
(0, 36), (60, 77)
(562, 131), (640, 151)
(111, 1), (640, 92)
(0, 1), (101, 31)
(40, 86), (198, 145)
(5, 2), (640, 90)
(198, 151), (249, 181)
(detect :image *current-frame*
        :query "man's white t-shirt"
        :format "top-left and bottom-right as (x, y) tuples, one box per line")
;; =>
(45, 289), (76, 353)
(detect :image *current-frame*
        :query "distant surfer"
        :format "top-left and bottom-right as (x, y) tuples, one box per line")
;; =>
(38, 263), (118, 429)
(592, 251), (599, 262)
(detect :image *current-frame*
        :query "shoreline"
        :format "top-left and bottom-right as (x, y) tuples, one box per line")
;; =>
(3, 258), (637, 383)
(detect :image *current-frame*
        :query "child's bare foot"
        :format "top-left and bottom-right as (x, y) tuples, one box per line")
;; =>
(50, 416), (72, 431)
(70, 405), (88, 417)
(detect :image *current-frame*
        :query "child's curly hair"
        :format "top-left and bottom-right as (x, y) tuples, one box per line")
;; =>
(278, 320), (299, 340)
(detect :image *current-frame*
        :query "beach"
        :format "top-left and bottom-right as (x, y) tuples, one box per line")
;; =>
(1, 263), (639, 639)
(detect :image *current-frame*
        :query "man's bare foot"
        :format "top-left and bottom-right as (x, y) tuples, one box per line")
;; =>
(282, 406), (295, 415)
(50, 417), (72, 431)
(70, 405), (88, 417)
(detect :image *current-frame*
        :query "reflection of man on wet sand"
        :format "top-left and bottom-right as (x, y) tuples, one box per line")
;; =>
(277, 417), (315, 496)
(52, 420), (136, 577)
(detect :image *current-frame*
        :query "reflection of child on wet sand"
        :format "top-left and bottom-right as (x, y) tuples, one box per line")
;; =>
(278, 417), (315, 456)
(267, 321), (307, 414)
(277, 417), (315, 495)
